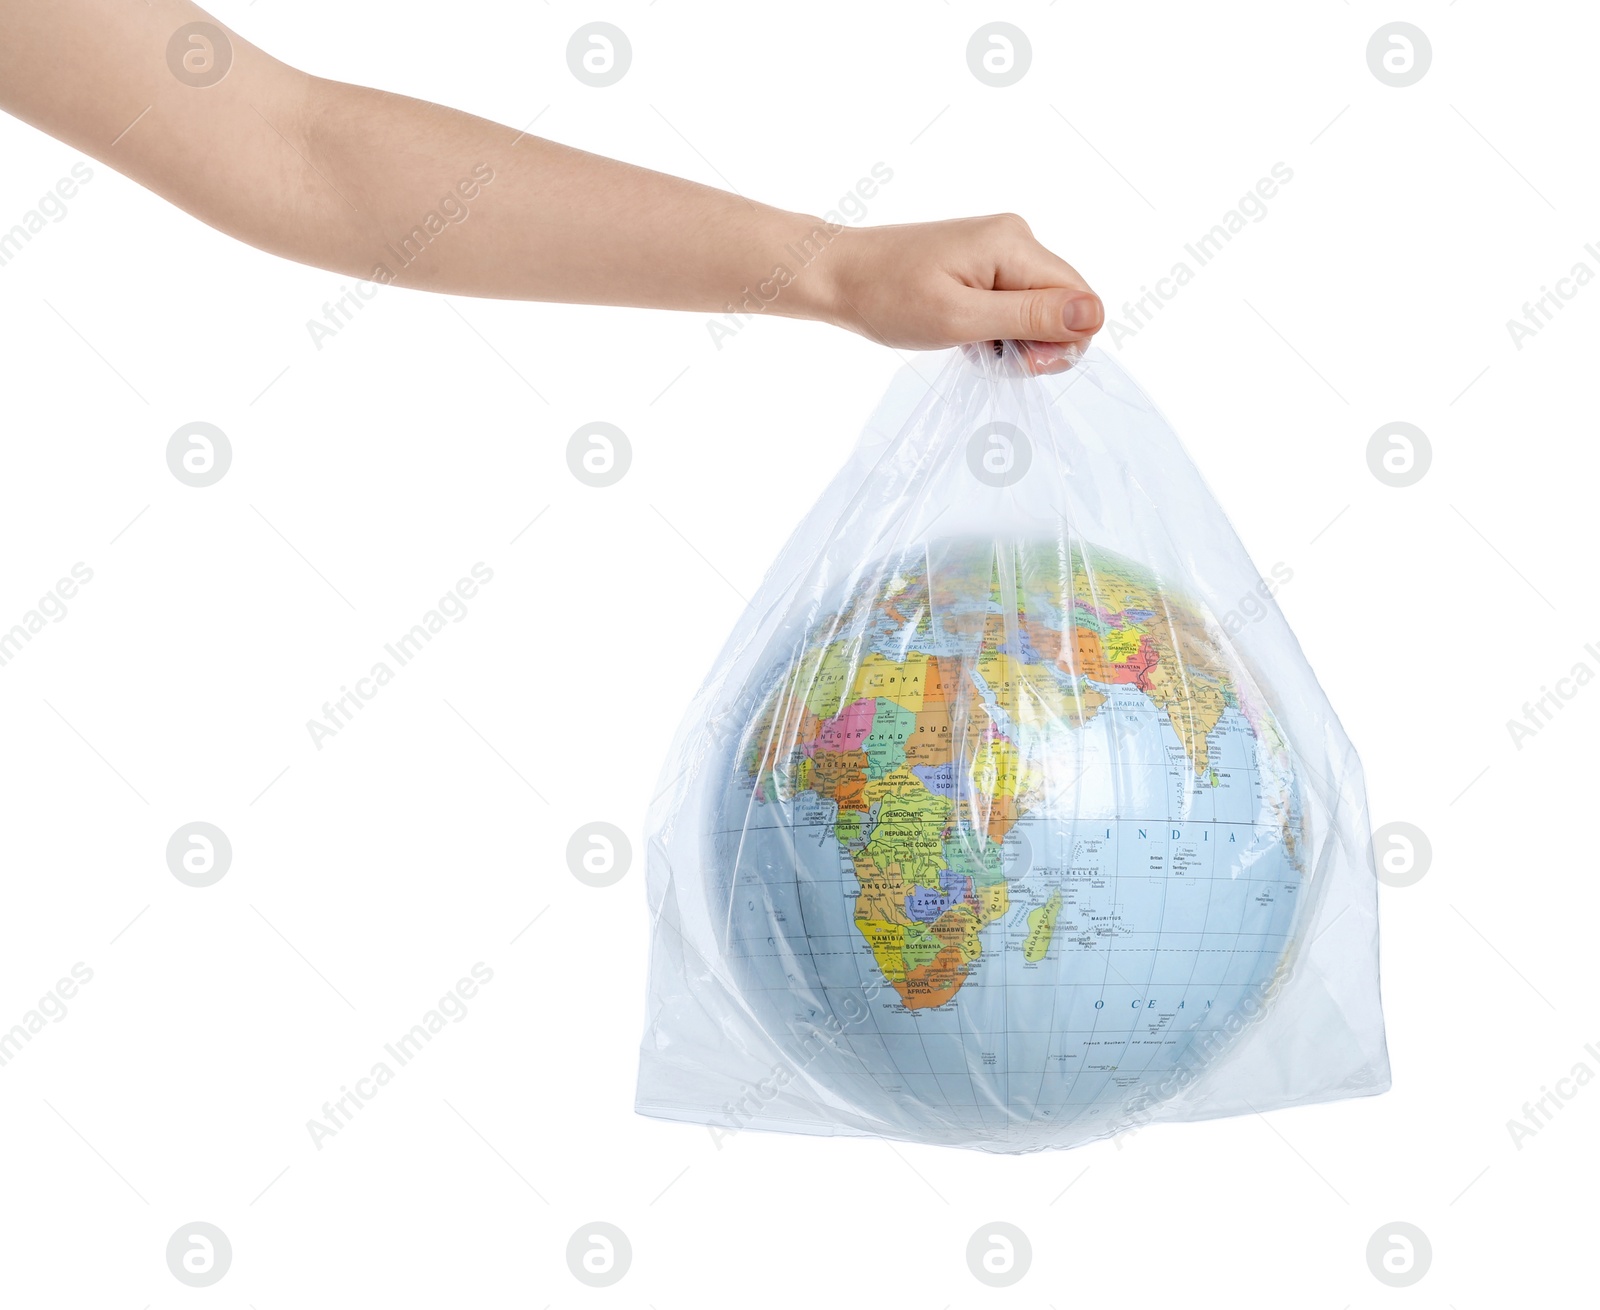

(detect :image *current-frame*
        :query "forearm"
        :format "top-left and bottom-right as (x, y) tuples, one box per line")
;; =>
(295, 78), (838, 317)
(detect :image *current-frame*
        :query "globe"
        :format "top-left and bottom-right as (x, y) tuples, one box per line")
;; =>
(713, 536), (1308, 1149)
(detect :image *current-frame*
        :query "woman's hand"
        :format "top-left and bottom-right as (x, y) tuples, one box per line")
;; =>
(806, 214), (1103, 374)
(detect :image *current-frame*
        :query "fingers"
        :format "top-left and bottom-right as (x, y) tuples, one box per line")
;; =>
(1016, 339), (1087, 376)
(948, 215), (1103, 365)
(982, 215), (1093, 298)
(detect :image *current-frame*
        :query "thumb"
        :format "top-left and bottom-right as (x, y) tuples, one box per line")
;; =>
(961, 285), (1104, 345)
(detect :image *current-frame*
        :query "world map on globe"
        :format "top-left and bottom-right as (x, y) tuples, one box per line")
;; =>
(715, 537), (1308, 1144)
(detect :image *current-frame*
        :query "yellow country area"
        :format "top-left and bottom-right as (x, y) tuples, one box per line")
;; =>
(1142, 619), (1232, 778)
(1103, 625), (1145, 663)
(849, 652), (928, 713)
(861, 764), (925, 808)
(1024, 888), (1063, 963)
(791, 641), (854, 719)
(852, 852), (911, 922)
(971, 734), (1023, 801)
(1176, 705), (1223, 777)
(1007, 666), (1109, 734)
(866, 783), (952, 889)
(857, 918), (908, 983)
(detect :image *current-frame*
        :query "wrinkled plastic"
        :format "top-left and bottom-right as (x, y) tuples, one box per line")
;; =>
(635, 342), (1390, 1153)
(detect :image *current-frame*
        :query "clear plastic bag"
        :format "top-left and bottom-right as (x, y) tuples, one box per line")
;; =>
(635, 341), (1391, 1153)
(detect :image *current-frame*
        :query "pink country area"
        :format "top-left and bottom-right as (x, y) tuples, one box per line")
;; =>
(807, 697), (876, 755)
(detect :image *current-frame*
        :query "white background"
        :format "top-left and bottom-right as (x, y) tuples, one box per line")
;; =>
(1, 1), (1594, 1305)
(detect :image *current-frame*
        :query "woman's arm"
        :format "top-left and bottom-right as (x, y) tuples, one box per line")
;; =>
(0, 0), (1103, 368)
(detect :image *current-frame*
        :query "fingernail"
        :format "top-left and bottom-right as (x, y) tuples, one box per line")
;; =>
(1064, 296), (1100, 332)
